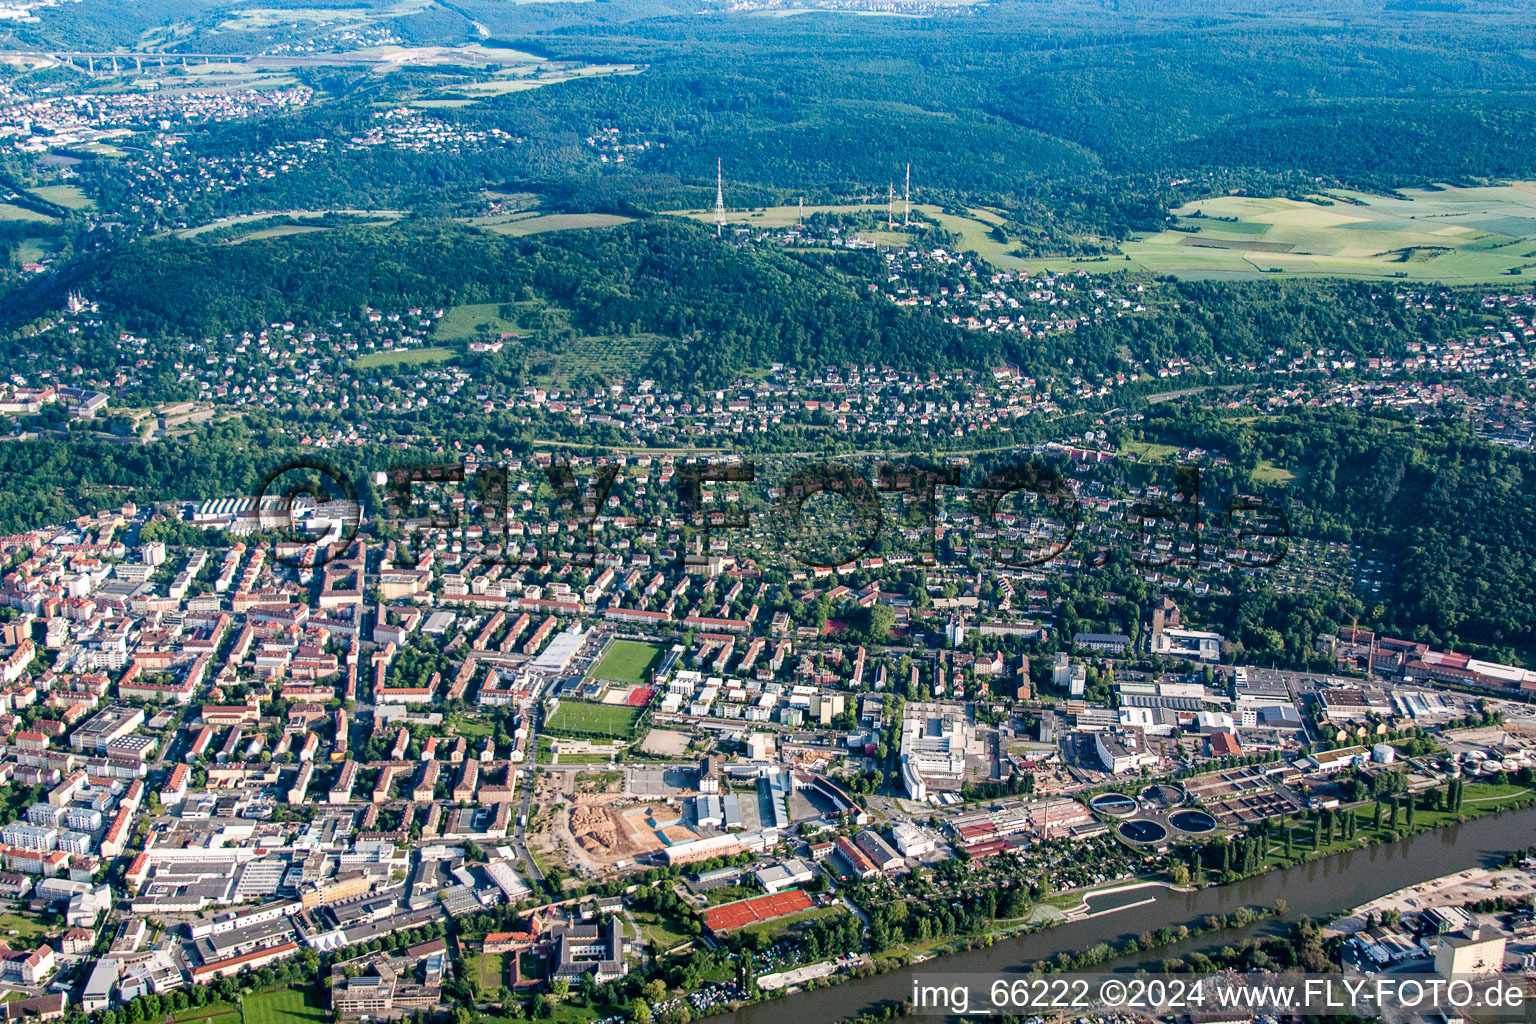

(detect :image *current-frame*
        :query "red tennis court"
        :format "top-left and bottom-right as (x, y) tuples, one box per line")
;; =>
(701, 888), (814, 933)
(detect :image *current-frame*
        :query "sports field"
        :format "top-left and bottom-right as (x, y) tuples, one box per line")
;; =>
(242, 988), (327, 1024)
(1018, 182), (1536, 282)
(168, 1005), (240, 1024)
(588, 639), (663, 685)
(544, 700), (643, 740)
(701, 889), (814, 933)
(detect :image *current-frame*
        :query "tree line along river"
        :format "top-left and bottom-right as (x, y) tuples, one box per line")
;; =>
(720, 804), (1536, 1024)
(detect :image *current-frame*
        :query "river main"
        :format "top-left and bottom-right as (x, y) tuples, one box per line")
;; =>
(720, 804), (1536, 1024)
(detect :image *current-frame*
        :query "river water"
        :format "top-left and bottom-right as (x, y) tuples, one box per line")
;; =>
(721, 804), (1536, 1024)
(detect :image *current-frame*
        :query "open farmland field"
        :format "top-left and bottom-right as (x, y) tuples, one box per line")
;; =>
(1018, 182), (1536, 282)
(217, 1), (431, 31)
(588, 640), (663, 685)
(545, 700), (643, 740)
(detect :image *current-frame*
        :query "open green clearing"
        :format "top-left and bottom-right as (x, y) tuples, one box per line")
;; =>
(0, 204), (57, 223)
(217, 1), (430, 31)
(232, 225), (333, 244)
(449, 712), (494, 738)
(241, 988), (327, 1024)
(632, 909), (695, 952)
(467, 950), (506, 990)
(435, 301), (526, 342)
(353, 346), (457, 370)
(167, 1004), (241, 1024)
(1119, 439), (1182, 461)
(737, 904), (846, 940)
(668, 202), (1025, 265)
(434, 300), (664, 381)
(532, 334), (662, 385)
(175, 210), (402, 239)
(29, 184), (93, 210)
(675, 185), (1536, 282)
(414, 65), (643, 108)
(0, 911), (54, 942)
(544, 700), (642, 740)
(1017, 182), (1536, 282)
(588, 639), (663, 685)
(467, 212), (635, 236)
(1252, 460), (1298, 486)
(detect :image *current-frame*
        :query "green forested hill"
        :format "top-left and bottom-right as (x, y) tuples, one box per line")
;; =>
(16, 219), (995, 385)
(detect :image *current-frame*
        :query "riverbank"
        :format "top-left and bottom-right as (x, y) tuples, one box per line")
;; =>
(1325, 866), (1536, 937)
(713, 803), (1536, 1024)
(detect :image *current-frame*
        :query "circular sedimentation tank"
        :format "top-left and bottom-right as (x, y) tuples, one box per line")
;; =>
(1118, 819), (1169, 844)
(1090, 792), (1138, 817)
(1169, 809), (1218, 834)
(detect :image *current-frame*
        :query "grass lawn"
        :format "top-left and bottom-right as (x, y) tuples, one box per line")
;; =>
(1263, 784), (1533, 867)
(704, 883), (764, 907)
(1119, 439), (1181, 461)
(176, 209), (402, 238)
(0, 911), (54, 943)
(435, 301), (528, 343)
(545, 700), (642, 740)
(737, 905), (846, 940)
(0, 203), (57, 223)
(469, 950), (506, 990)
(667, 201), (1026, 267)
(481, 1002), (629, 1024)
(29, 184), (93, 210)
(1252, 460), (1298, 485)
(167, 1004), (241, 1024)
(588, 639), (663, 685)
(632, 909), (694, 952)
(231, 225), (332, 244)
(479, 212), (634, 236)
(354, 346), (457, 370)
(242, 987), (327, 1024)
(450, 713), (494, 738)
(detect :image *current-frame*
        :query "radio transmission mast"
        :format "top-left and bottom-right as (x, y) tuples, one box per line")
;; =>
(887, 183), (895, 229)
(903, 162), (911, 228)
(798, 196), (804, 228)
(713, 159), (726, 238)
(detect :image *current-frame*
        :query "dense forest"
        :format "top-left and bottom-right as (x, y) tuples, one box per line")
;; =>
(1142, 407), (1536, 661)
(14, 0), (1536, 248)
(10, 219), (995, 385)
(5, 216), (1495, 393)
